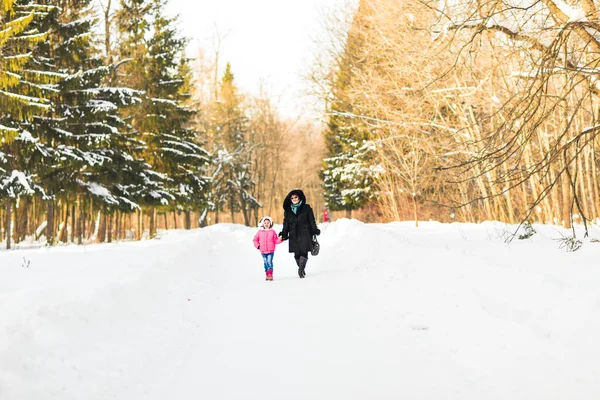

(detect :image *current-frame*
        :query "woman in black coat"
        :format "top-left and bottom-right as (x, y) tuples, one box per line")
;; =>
(278, 189), (320, 278)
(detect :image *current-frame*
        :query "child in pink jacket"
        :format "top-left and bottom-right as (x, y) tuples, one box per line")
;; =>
(253, 216), (283, 281)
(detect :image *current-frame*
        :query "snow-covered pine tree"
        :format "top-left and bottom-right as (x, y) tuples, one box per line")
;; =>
(116, 0), (210, 235)
(321, 0), (380, 218)
(206, 148), (234, 224)
(24, 0), (112, 244)
(209, 63), (259, 226)
(0, 1), (57, 248)
(322, 92), (381, 217)
(116, 0), (172, 237)
(0, 0), (54, 129)
(141, 0), (210, 229)
(321, 130), (380, 218)
(56, 0), (173, 242)
(0, 132), (49, 249)
(59, 65), (172, 243)
(13, 0), (163, 244)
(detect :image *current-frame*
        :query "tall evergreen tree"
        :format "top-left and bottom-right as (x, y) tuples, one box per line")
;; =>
(209, 63), (259, 226)
(0, 0), (54, 128)
(27, 0), (110, 243)
(116, 0), (172, 237)
(141, 0), (210, 227)
(321, 0), (380, 218)
(13, 0), (163, 243)
(116, 0), (210, 234)
(0, 1), (58, 248)
(116, 0), (150, 89)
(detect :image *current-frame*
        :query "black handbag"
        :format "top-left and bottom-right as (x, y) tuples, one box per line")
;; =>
(311, 236), (320, 256)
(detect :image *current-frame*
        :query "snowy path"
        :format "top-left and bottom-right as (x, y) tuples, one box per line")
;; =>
(1, 220), (600, 399)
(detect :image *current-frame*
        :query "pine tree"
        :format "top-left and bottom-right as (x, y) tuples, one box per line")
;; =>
(0, 1), (58, 248)
(141, 0), (210, 227)
(116, 0), (150, 89)
(171, 56), (211, 228)
(29, 0), (111, 243)
(0, 0), (54, 130)
(116, 0), (172, 237)
(209, 63), (259, 226)
(116, 0), (210, 235)
(54, 1), (169, 238)
(322, 134), (380, 216)
(321, 0), (380, 218)
(10, 0), (158, 243)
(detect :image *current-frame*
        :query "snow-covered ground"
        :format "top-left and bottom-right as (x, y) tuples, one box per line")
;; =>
(1, 219), (600, 400)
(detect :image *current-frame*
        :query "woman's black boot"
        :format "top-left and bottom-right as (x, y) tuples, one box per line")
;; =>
(298, 256), (308, 278)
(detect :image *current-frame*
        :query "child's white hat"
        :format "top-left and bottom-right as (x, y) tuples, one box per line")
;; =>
(259, 216), (273, 227)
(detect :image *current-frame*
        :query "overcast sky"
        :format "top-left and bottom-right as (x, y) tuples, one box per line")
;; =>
(163, 0), (351, 118)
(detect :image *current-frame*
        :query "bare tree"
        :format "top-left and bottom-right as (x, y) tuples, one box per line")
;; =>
(310, 0), (600, 230)
(432, 0), (600, 231)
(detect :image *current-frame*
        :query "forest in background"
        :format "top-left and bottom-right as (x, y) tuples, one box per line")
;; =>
(318, 0), (600, 235)
(0, 0), (324, 249)
(2, 0), (600, 249)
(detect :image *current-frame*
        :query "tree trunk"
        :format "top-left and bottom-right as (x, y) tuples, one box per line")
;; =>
(199, 209), (208, 227)
(117, 212), (123, 240)
(107, 212), (113, 243)
(185, 210), (191, 229)
(137, 209), (142, 240)
(345, 209), (352, 219)
(576, 150), (589, 223)
(104, 0), (112, 61)
(0, 208), (3, 242)
(583, 147), (599, 220)
(149, 207), (156, 238)
(13, 198), (19, 244)
(561, 171), (572, 229)
(98, 212), (107, 243)
(588, 146), (599, 219)
(502, 163), (515, 223)
(5, 198), (11, 250)
(58, 202), (69, 243)
(77, 198), (83, 244)
(28, 197), (35, 238)
(71, 203), (76, 243)
(87, 200), (94, 239)
(17, 197), (30, 243)
(413, 194), (419, 228)
(47, 201), (55, 245)
(115, 212), (119, 241)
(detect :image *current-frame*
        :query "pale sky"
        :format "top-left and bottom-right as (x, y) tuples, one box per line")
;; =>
(164, 0), (350, 119)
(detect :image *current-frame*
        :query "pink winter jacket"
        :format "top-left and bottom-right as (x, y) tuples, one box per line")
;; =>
(253, 228), (283, 254)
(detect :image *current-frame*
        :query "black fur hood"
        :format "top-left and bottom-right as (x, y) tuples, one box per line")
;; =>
(283, 189), (307, 211)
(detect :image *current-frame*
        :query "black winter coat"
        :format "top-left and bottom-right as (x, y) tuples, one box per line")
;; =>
(279, 189), (320, 254)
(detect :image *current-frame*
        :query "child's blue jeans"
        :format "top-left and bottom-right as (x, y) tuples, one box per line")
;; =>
(261, 253), (274, 272)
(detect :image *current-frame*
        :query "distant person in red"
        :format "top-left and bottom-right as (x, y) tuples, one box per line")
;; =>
(323, 207), (329, 222)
